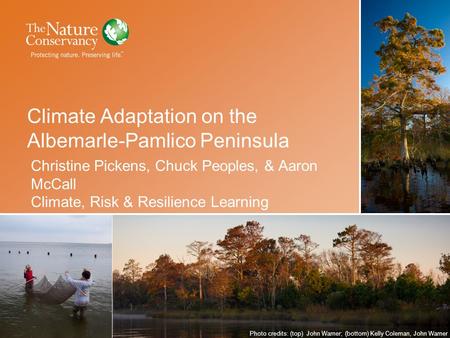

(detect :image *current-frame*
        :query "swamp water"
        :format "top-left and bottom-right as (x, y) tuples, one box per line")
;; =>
(361, 164), (450, 212)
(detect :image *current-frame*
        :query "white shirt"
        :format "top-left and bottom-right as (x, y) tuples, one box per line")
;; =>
(64, 273), (94, 306)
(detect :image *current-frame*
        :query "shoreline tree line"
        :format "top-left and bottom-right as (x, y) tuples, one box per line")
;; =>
(113, 221), (450, 312)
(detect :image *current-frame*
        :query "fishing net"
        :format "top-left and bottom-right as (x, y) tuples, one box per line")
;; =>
(31, 275), (76, 304)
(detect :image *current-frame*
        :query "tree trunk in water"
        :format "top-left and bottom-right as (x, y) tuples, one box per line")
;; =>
(400, 113), (410, 161)
(401, 171), (410, 212)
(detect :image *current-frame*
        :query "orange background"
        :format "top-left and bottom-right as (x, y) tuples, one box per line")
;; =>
(1, 0), (359, 212)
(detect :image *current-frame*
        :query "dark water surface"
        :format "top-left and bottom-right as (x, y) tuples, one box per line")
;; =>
(113, 317), (354, 338)
(0, 242), (112, 338)
(362, 164), (450, 212)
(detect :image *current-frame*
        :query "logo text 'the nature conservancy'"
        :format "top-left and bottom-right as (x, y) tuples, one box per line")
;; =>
(25, 22), (99, 50)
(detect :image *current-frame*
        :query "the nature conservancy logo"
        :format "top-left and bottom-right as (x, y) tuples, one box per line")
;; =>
(25, 18), (129, 50)
(102, 19), (129, 45)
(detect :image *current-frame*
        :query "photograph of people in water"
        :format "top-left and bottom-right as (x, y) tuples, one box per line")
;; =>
(0, 215), (112, 338)
(361, 0), (450, 212)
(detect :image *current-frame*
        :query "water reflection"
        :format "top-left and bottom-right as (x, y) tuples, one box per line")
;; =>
(362, 164), (450, 212)
(114, 317), (340, 338)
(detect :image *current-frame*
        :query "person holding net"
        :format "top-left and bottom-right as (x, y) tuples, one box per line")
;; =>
(64, 269), (94, 319)
(23, 265), (37, 291)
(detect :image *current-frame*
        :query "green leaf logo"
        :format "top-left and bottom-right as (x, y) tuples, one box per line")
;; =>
(102, 18), (129, 46)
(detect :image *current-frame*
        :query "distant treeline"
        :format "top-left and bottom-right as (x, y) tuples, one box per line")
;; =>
(113, 221), (450, 312)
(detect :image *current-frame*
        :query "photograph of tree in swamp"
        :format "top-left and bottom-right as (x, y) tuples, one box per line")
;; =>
(361, 0), (450, 212)
(113, 216), (449, 337)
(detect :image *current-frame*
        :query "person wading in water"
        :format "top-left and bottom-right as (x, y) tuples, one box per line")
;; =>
(23, 265), (37, 291)
(64, 269), (94, 319)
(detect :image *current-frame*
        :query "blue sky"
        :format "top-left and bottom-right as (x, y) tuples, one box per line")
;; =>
(0, 215), (112, 243)
(113, 215), (449, 277)
(362, 0), (450, 89)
